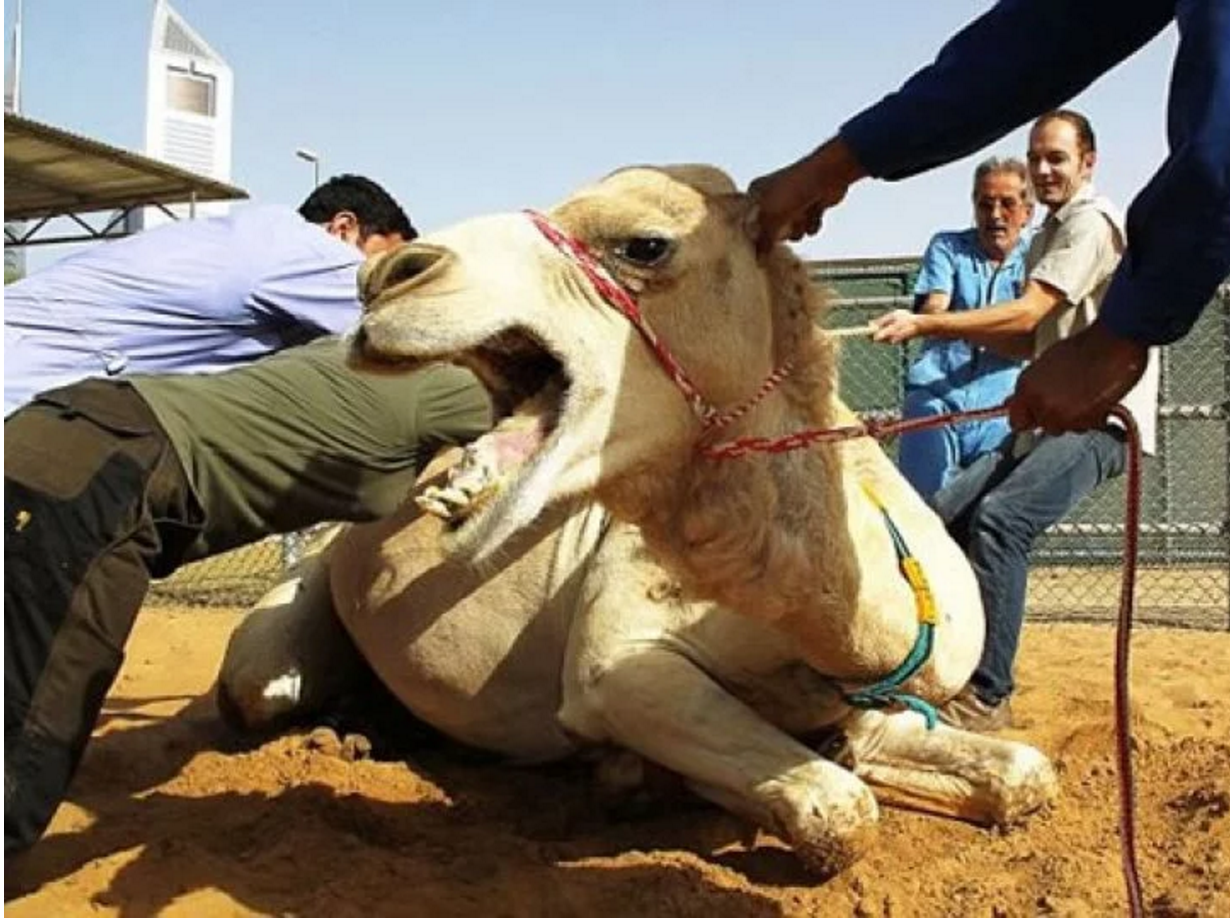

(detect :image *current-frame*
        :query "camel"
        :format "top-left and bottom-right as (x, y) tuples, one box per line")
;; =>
(218, 165), (1057, 876)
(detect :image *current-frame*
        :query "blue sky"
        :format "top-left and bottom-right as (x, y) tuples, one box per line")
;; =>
(6, 1), (1176, 263)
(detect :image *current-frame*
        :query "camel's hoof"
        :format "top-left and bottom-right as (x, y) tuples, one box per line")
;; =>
(791, 822), (878, 879)
(341, 732), (373, 762)
(992, 746), (1060, 825)
(773, 778), (880, 879)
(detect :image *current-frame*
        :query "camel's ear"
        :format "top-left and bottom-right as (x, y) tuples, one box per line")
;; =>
(720, 192), (761, 252)
(743, 202), (763, 250)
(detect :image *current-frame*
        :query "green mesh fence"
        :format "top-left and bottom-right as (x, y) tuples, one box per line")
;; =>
(812, 259), (1228, 630)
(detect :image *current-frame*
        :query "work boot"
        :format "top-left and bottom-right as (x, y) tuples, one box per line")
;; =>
(938, 684), (1013, 732)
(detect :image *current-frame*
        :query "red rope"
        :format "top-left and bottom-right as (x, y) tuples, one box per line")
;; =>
(699, 404), (1010, 458)
(525, 210), (794, 433)
(705, 399), (1146, 916)
(1109, 406), (1145, 917)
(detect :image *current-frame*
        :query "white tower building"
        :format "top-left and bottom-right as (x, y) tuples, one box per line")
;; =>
(135, 0), (233, 229)
(5, 0), (26, 278)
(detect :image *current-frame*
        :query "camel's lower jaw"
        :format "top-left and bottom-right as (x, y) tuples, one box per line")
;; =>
(429, 439), (566, 565)
(416, 415), (550, 524)
(416, 381), (581, 561)
(356, 316), (587, 555)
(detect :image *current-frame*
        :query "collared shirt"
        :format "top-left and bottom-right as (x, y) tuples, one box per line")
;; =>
(4, 205), (366, 415)
(1025, 185), (1160, 454)
(907, 227), (1028, 410)
(839, 0), (1230, 346)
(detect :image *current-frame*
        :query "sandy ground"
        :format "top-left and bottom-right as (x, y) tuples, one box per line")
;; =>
(5, 605), (1229, 917)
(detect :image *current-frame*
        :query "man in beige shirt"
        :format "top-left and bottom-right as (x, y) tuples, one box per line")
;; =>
(869, 109), (1158, 731)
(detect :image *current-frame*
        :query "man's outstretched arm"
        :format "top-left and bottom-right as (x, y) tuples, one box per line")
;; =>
(749, 0), (1173, 251)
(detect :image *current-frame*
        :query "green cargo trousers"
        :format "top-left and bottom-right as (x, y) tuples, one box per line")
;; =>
(4, 380), (203, 854)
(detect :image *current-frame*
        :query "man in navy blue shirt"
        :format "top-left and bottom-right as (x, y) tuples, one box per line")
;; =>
(749, 0), (1230, 437)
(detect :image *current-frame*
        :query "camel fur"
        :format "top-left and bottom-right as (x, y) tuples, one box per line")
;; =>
(219, 165), (1056, 876)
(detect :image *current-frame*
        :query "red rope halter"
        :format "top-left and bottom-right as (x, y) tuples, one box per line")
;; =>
(525, 210), (793, 435)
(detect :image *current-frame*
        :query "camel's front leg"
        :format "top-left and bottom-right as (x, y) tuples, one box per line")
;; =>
(561, 646), (879, 878)
(838, 708), (1058, 825)
(216, 525), (363, 731)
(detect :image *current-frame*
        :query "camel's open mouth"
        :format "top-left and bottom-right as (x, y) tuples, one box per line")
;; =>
(412, 325), (578, 545)
(460, 326), (565, 421)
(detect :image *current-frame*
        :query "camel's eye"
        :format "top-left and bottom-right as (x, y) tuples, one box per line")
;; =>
(616, 236), (673, 267)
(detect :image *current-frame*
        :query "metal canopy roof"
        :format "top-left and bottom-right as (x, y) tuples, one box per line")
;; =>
(4, 111), (247, 242)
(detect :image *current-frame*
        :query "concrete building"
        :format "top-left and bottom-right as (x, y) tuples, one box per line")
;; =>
(133, 0), (234, 230)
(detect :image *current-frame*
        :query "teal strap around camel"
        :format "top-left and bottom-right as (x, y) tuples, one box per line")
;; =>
(841, 486), (941, 730)
(842, 624), (938, 729)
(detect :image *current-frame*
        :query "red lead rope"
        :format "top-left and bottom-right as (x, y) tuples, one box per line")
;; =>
(710, 399), (1145, 916)
(1109, 405), (1145, 918)
(699, 404), (1010, 459)
(714, 399), (1146, 917)
(527, 209), (1144, 915)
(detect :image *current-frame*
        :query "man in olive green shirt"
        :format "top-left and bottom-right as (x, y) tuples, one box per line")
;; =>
(4, 338), (491, 854)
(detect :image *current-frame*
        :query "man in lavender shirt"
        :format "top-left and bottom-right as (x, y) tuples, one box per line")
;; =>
(4, 173), (414, 415)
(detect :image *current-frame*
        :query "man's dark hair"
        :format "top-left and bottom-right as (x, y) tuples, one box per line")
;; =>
(1033, 109), (1097, 154)
(298, 174), (417, 240)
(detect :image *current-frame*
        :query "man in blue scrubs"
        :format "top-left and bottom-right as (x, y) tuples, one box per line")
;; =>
(899, 157), (1033, 497)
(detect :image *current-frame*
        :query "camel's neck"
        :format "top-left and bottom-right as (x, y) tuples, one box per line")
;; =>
(624, 356), (910, 676)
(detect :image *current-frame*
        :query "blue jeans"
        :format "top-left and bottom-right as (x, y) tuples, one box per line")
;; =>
(931, 428), (1128, 704)
(898, 388), (1013, 498)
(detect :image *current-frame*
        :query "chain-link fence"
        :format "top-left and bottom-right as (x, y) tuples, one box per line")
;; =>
(816, 258), (1228, 631)
(154, 259), (1230, 630)
(150, 527), (335, 607)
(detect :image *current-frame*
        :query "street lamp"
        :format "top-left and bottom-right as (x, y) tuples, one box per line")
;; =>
(294, 148), (321, 189)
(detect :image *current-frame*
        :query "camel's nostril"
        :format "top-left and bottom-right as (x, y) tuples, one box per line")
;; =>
(382, 245), (445, 289)
(360, 243), (449, 309)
